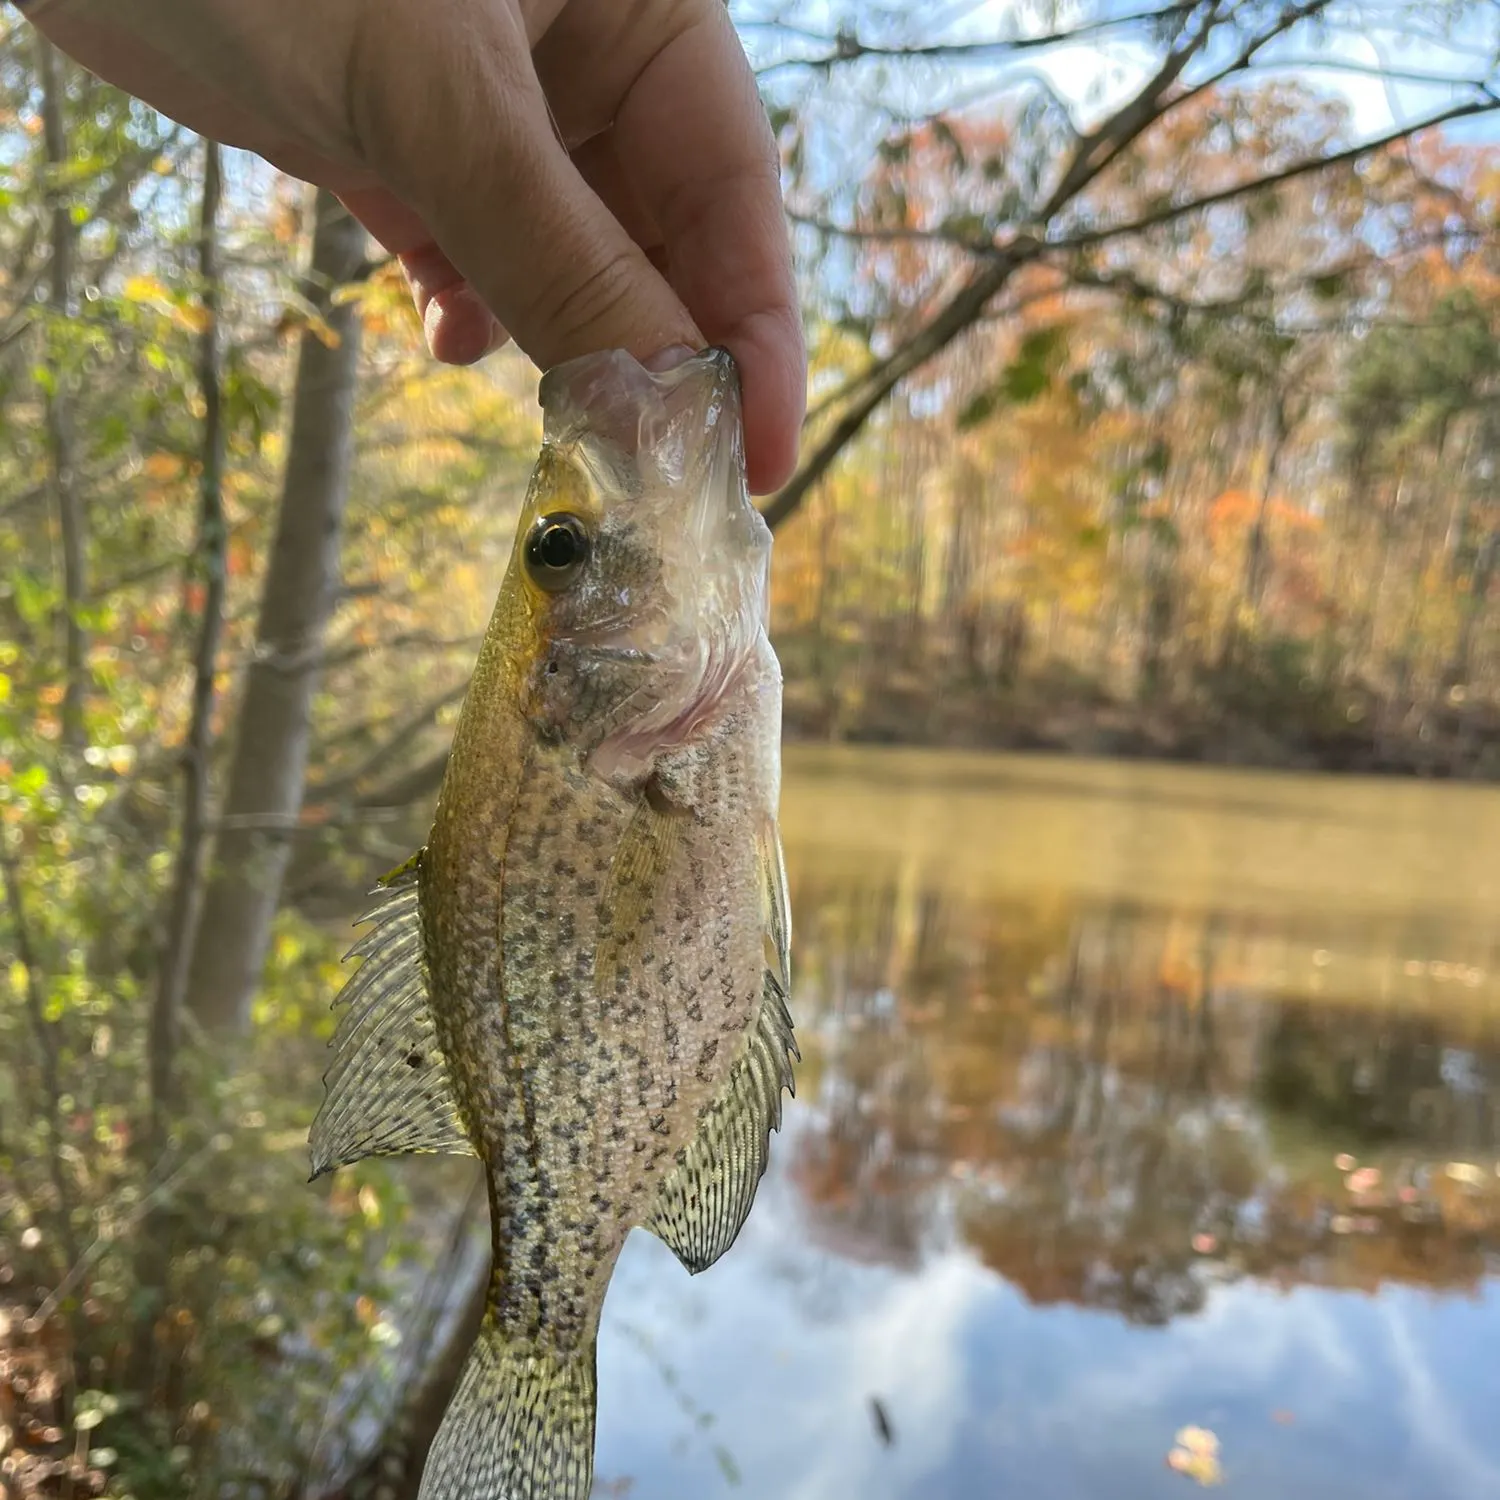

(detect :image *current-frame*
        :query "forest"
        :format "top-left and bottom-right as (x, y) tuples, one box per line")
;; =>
(2, 2), (1499, 1496)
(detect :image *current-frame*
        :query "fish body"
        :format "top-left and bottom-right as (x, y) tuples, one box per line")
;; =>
(309, 347), (796, 1500)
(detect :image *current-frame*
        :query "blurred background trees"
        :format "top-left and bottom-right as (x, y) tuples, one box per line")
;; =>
(2, 2), (1499, 1496)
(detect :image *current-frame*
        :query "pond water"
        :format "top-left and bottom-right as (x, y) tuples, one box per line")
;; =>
(587, 746), (1500, 1500)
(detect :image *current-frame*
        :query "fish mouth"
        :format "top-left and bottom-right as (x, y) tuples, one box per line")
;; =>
(537, 347), (754, 528)
(538, 345), (738, 464)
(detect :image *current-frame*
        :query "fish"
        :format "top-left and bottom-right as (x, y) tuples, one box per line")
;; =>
(308, 345), (797, 1500)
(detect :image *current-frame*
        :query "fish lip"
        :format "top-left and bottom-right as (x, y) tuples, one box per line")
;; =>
(538, 344), (737, 412)
(536, 346), (742, 473)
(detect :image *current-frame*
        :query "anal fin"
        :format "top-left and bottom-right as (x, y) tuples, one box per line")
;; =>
(645, 818), (798, 1274)
(309, 857), (474, 1177)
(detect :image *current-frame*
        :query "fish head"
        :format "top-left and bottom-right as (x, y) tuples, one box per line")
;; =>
(507, 346), (775, 782)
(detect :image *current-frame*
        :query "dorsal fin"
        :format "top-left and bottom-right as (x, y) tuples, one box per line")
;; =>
(309, 857), (474, 1177)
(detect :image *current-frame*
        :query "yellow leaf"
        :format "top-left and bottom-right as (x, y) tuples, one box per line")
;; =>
(123, 274), (170, 304)
(307, 314), (343, 349)
(175, 303), (212, 335)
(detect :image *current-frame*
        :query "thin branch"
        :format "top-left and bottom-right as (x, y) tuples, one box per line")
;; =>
(212, 805), (413, 833)
(1251, 55), (1499, 89)
(315, 630), (482, 674)
(309, 679), (468, 803)
(1035, 0), (1229, 222)
(1138, 0), (1339, 138)
(351, 748), (452, 814)
(35, 34), (87, 751)
(1050, 96), (1500, 252)
(794, 94), (1500, 264)
(752, 4), (1196, 79)
(761, 247), (1023, 530)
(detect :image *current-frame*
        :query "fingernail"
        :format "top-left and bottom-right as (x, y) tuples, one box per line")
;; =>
(422, 296), (446, 354)
(642, 343), (699, 374)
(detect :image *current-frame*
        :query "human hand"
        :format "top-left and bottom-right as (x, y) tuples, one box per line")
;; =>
(16, 0), (806, 493)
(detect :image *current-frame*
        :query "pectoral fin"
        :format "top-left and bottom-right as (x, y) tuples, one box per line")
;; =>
(593, 779), (684, 1000)
(309, 857), (473, 1177)
(645, 819), (798, 1274)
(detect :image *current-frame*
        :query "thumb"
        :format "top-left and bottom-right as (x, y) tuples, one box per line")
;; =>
(352, 2), (700, 374)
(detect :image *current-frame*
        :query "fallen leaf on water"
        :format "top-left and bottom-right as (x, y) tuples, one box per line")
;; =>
(1445, 1162), (1486, 1188)
(1167, 1426), (1223, 1486)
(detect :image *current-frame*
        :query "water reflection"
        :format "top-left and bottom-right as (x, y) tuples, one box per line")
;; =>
(595, 750), (1500, 1499)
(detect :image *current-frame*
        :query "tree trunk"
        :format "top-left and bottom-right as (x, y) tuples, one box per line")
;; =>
(35, 35), (87, 750)
(150, 139), (226, 1126)
(1447, 529), (1497, 690)
(185, 188), (367, 1034)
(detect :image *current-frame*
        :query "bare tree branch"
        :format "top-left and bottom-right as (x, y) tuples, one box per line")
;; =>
(761, 246), (1023, 530)
(1050, 96), (1500, 252)
(1036, 0), (1230, 221)
(310, 679), (468, 803)
(764, 30), (1499, 535)
(751, 3), (1196, 79)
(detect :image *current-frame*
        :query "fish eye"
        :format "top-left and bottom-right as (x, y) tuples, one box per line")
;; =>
(525, 512), (591, 591)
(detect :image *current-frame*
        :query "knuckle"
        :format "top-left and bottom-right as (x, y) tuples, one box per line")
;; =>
(532, 248), (642, 348)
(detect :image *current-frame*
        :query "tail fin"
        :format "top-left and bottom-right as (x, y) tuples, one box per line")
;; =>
(418, 1311), (598, 1500)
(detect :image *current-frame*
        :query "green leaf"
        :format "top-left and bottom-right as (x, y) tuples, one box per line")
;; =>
(957, 388), (1000, 430)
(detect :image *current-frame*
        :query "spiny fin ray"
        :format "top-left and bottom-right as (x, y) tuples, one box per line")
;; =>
(309, 857), (473, 1177)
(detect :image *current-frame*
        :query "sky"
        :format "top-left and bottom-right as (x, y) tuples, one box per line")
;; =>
(738, 0), (1500, 146)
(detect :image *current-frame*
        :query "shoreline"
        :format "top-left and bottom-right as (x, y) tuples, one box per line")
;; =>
(780, 680), (1500, 784)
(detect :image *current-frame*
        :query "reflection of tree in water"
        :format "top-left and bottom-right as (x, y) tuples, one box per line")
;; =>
(784, 864), (1500, 1326)
(1260, 1003), (1500, 1155)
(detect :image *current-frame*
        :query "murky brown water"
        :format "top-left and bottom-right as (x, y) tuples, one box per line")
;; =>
(592, 747), (1500, 1499)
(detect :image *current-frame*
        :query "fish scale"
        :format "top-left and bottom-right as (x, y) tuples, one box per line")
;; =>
(308, 346), (796, 1500)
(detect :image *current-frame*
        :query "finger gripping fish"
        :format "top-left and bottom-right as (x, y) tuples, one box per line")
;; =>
(309, 347), (796, 1499)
